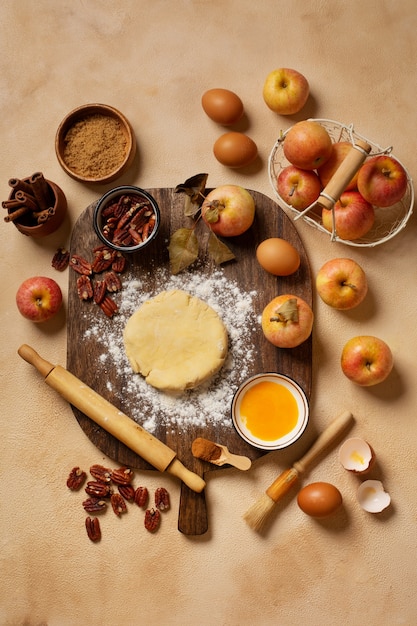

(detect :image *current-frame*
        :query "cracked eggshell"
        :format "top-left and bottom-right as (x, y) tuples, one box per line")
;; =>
(338, 437), (375, 474)
(357, 480), (391, 513)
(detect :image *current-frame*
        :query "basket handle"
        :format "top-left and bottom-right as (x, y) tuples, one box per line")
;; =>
(317, 139), (372, 211)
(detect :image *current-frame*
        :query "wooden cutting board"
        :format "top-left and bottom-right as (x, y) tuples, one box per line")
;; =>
(67, 188), (312, 535)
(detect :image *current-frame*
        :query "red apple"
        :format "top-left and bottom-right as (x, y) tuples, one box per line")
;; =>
(261, 294), (313, 348)
(341, 335), (393, 386)
(357, 155), (408, 207)
(318, 141), (359, 190)
(316, 258), (368, 310)
(16, 276), (63, 322)
(201, 185), (255, 237)
(277, 165), (322, 210)
(262, 68), (309, 115)
(283, 120), (333, 170)
(321, 191), (375, 240)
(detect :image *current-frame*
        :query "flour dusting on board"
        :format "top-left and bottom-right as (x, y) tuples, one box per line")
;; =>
(84, 266), (258, 434)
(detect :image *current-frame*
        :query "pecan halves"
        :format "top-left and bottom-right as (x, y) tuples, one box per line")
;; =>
(82, 498), (108, 513)
(134, 486), (149, 508)
(66, 467), (87, 491)
(110, 493), (128, 517)
(99, 295), (118, 318)
(144, 508), (161, 533)
(111, 466), (134, 485)
(85, 481), (112, 498)
(104, 270), (122, 293)
(76, 275), (93, 300)
(89, 464), (112, 483)
(70, 253), (92, 275)
(52, 247), (70, 271)
(91, 248), (115, 273)
(111, 252), (127, 273)
(118, 484), (135, 501)
(85, 516), (101, 542)
(155, 487), (170, 511)
(93, 280), (107, 305)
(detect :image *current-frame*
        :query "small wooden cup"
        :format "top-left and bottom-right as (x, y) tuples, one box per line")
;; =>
(8, 178), (67, 238)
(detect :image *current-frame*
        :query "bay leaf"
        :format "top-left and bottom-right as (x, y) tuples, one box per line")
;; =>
(168, 228), (199, 274)
(207, 232), (235, 265)
(174, 173), (208, 216)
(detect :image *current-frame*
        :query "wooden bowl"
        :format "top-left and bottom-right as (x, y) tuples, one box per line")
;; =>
(55, 104), (136, 184)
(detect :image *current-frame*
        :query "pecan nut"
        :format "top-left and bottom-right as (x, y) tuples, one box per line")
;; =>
(76, 275), (93, 300)
(82, 498), (107, 513)
(85, 480), (112, 498)
(110, 466), (134, 485)
(134, 486), (149, 508)
(144, 508), (161, 533)
(104, 270), (122, 293)
(111, 252), (127, 273)
(85, 516), (101, 542)
(118, 484), (135, 501)
(93, 280), (107, 305)
(70, 253), (92, 275)
(155, 487), (170, 511)
(99, 295), (118, 318)
(89, 464), (112, 483)
(52, 247), (70, 271)
(110, 493), (128, 517)
(92, 248), (115, 274)
(66, 467), (87, 491)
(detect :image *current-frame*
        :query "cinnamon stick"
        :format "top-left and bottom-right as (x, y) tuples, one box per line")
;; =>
(4, 206), (30, 222)
(15, 190), (39, 212)
(29, 172), (53, 210)
(8, 177), (34, 196)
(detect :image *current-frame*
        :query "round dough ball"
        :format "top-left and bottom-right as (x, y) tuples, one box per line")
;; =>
(123, 289), (228, 393)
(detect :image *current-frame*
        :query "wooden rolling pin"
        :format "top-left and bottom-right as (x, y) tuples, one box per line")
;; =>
(18, 344), (206, 493)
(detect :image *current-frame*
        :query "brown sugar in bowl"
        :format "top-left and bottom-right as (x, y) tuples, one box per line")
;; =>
(55, 104), (136, 184)
(7, 177), (67, 238)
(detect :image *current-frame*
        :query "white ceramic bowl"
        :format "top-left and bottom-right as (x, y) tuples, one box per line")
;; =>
(231, 373), (309, 450)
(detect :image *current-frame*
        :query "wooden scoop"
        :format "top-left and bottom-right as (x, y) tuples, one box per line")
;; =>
(211, 444), (252, 470)
(191, 437), (251, 471)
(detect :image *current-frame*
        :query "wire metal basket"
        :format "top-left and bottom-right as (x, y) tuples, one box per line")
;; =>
(268, 118), (414, 248)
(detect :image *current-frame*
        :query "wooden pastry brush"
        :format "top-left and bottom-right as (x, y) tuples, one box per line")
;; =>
(243, 410), (354, 531)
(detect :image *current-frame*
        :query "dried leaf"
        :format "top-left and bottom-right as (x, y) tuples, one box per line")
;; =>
(168, 228), (199, 274)
(174, 173), (208, 215)
(207, 232), (235, 265)
(270, 298), (299, 323)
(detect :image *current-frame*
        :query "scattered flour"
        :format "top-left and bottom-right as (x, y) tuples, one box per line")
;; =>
(84, 265), (258, 435)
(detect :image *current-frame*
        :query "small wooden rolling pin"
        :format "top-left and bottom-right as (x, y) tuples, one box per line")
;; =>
(18, 344), (206, 493)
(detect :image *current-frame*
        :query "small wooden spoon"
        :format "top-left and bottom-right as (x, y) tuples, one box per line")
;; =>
(210, 444), (252, 471)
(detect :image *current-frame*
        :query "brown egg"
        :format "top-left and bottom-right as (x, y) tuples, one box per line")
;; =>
(256, 238), (300, 276)
(213, 132), (258, 168)
(297, 482), (343, 518)
(201, 88), (244, 125)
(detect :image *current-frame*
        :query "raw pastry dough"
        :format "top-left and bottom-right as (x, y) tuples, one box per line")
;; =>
(123, 289), (228, 393)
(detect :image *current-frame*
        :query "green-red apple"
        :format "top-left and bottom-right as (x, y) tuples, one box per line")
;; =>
(16, 276), (63, 322)
(283, 120), (333, 170)
(322, 191), (375, 240)
(316, 258), (368, 310)
(201, 185), (255, 237)
(341, 335), (393, 386)
(277, 165), (322, 210)
(262, 67), (309, 115)
(318, 141), (359, 190)
(357, 155), (408, 207)
(261, 294), (313, 348)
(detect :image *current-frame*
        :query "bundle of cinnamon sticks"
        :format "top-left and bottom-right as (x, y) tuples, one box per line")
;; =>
(2, 172), (55, 225)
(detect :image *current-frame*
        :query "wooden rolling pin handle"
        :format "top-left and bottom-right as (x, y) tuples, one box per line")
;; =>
(293, 410), (354, 475)
(318, 139), (372, 211)
(166, 459), (206, 492)
(18, 343), (54, 377)
(266, 468), (299, 503)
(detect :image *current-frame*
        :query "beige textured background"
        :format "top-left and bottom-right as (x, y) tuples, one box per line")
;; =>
(1, 1), (416, 624)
